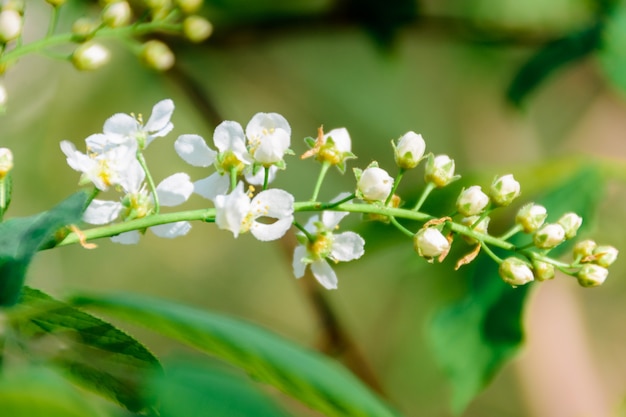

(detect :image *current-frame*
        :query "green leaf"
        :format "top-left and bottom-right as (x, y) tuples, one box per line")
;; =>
(428, 166), (605, 415)
(13, 287), (161, 413)
(72, 292), (401, 417)
(149, 359), (293, 417)
(507, 23), (602, 106)
(0, 366), (113, 417)
(598, 2), (626, 96)
(0, 191), (89, 306)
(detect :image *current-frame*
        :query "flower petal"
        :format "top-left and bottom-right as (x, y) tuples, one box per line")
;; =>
(324, 128), (351, 153)
(245, 165), (277, 186)
(213, 121), (245, 153)
(103, 113), (138, 137)
(311, 260), (338, 290)
(251, 188), (294, 219)
(193, 172), (230, 201)
(156, 173), (193, 206)
(111, 230), (141, 245)
(330, 231), (365, 262)
(250, 215), (293, 241)
(214, 182), (249, 238)
(292, 245), (308, 278)
(150, 221), (191, 238)
(83, 199), (123, 225)
(145, 99), (174, 134)
(175, 134), (216, 167)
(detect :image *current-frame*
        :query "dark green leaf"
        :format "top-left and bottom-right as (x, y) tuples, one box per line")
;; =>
(0, 191), (89, 306)
(598, 2), (626, 96)
(72, 292), (401, 417)
(14, 287), (161, 413)
(429, 166), (605, 414)
(507, 23), (602, 107)
(150, 359), (293, 417)
(0, 366), (112, 417)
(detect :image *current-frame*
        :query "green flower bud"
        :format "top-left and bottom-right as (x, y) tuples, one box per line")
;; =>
(499, 257), (534, 287)
(424, 154), (458, 188)
(72, 17), (98, 39)
(532, 260), (555, 281)
(515, 203), (547, 233)
(456, 185), (489, 217)
(489, 174), (520, 207)
(176, 0), (203, 14)
(414, 227), (450, 260)
(577, 264), (608, 287)
(0, 9), (22, 43)
(72, 42), (110, 71)
(102, 1), (132, 28)
(45, 0), (67, 6)
(533, 223), (565, 249)
(557, 212), (582, 239)
(573, 239), (596, 259)
(392, 131), (426, 170)
(593, 245), (618, 268)
(183, 16), (213, 43)
(460, 215), (490, 244)
(3, 0), (25, 13)
(140, 40), (175, 71)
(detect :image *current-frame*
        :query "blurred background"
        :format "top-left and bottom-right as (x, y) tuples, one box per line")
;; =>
(2, 0), (626, 416)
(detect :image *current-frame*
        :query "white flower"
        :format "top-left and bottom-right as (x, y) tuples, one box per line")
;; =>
(214, 182), (294, 241)
(393, 131), (426, 169)
(60, 138), (137, 191)
(356, 165), (393, 202)
(245, 165), (278, 186)
(456, 185), (489, 217)
(499, 257), (534, 287)
(293, 202), (365, 289)
(414, 227), (450, 259)
(103, 99), (174, 150)
(490, 174), (520, 207)
(245, 112), (291, 165)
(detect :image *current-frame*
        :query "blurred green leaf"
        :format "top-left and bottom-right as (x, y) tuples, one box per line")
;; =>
(72, 292), (402, 417)
(429, 166), (605, 415)
(0, 366), (112, 417)
(507, 23), (602, 106)
(14, 287), (161, 413)
(0, 191), (88, 306)
(598, 2), (626, 96)
(149, 359), (293, 417)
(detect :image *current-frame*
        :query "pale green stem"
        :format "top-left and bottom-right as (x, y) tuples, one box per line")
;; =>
(480, 242), (503, 264)
(229, 167), (238, 191)
(310, 161), (331, 202)
(413, 182), (436, 211)
(263, 167), (270, 191)
(293, 220), (315, 242)
(385, 168), (405, 206)
(499, 223), (523, 241)
(390, 216), (414, 238)
(136, 152), (159, 214)
(47, 6), (60, 38)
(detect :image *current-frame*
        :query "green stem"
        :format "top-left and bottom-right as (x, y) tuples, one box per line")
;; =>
(47, 6), (60, 38)
(229, 167), (238, 191)
(480, 242), (503, 264)
(385, 168), (405, 206)
(310, 161), (331, 202)
(136, 152), (159, 213)
(389, 216), (414, 238)
(413, 182), (436, 211)
(263, 166), (270, 191)
(499, 223), (523, 241)
(293, 220), (315, 242)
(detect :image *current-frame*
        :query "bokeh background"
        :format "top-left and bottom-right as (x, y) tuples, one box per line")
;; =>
(2, 0), (626, 416)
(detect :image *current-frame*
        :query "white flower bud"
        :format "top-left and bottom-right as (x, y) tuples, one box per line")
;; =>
(102, 1), (132, 28)
(0, 147), (13, 179)
(593, 245), (618, 268)
(72, 17), (98, 39)
(456, 185), (489, 217)
(490, 174), (520, 207)
(460, 215), (490, 244)
(424, 154), (458, 188)
(393, 131), (426, 170)
(0, 83), (7, 111)
(515, 203), (547, 233)
(183, 16), (213, 43)
(72, 42), (110, 71)
(4, 0), (25, 13)
(533, 223), (565, 249)
(140, 40), (175, 71)
(176, 0), (203, 14)
(0, 9), (22, 43)
(577, 264), (608, 287)
(573, 239), (596, 258)
(414, 228), (450, 260)
(357, 166), (393, 202)
(499, 257), (534, 287)
(557, 212), (582, 239)
(532, 260), (555, 281)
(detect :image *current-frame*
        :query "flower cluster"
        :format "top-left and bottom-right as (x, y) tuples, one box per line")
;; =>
(57, 98), (617, 290)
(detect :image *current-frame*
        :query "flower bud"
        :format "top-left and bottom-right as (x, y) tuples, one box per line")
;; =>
(499, 257), (534, 287)
(72, 42), (110, 71)
(183, 16), (213, 43)
(45, 0), (67, 6)
(490, 174), (520, 206)
(0, 147), (13, 179)
(176, 0), (203, 14)
(577, 264), (608, 287)
(557, 212), (582, 239)
(102, 1), (132, 28)
(515, 203), (547, 233)
(356, 165), (393, 202)
(593, 245), (618, 268)
(72, 17), (98, 39)
(0, 83), (7, 112)
(414, 227), (450, 260)
(533, 223), (565, 249)
(140, 40), (175, 71)
(573, 239), (596, 259)
(460, 215), (489, 244)
(0, 9), (22, 43)
(3, 0), (25, 13)
(424, 154), (458, 188)
(456, 185), (489, 217)
(532, 260), (555, 281)
(393, 131), (425, 170)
